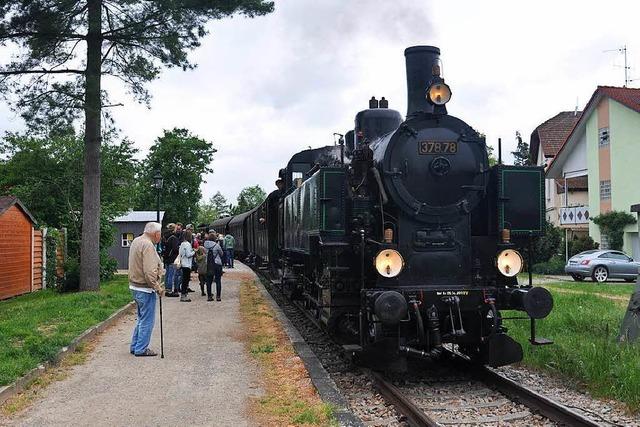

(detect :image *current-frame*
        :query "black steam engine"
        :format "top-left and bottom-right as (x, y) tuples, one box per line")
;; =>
(216, 46), (554, 370)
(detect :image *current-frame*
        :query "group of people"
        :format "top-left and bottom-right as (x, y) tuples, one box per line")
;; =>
(126, 221), (237, 357)
(161, 222), (236, 302)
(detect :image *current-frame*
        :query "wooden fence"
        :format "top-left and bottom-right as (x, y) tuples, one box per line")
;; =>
(32, 229), (43, 291)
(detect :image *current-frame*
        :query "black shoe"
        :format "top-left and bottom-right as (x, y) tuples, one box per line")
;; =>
(216, 297), (221, 301)
(187, 287), (195, 293)
(201, 292), (206, 296)
(207, 296), (214, 302)
(166, 292), (179, 297)
(180, 294), (192, 302)
(134, 349), (157, 357)
(130, 350), (135, 355)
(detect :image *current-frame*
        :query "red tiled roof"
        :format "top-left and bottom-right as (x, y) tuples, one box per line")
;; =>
(556, 176), (588, 194)
(598, 86), (640, 114)
(530, 111), (581, 164)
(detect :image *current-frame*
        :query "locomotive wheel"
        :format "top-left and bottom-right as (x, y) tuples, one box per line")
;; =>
(592, 266), (608, 283)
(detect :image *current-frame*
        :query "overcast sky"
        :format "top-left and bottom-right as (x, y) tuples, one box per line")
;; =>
(2, 0), (639, 204)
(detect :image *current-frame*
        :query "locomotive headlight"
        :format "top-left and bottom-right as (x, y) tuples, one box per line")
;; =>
(375, 249), (404, 278)
(496, 249), (524, 277)
(427, 82), (452, 105)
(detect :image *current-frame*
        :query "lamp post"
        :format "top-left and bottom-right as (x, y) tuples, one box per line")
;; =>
(153, 171), (164, 223)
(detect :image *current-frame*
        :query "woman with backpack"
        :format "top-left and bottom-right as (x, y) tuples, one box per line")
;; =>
(204, 233), (224, 302)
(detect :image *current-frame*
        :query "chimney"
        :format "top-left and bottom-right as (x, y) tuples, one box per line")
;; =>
(369, 96), (379, 109)
(405, 45), (441, 116)
(379, 97), (389, 108)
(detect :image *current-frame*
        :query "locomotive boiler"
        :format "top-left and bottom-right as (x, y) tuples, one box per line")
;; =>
(217, 45), (554, 371)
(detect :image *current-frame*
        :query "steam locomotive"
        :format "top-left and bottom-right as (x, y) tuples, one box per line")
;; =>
(213, 46), (554, 371)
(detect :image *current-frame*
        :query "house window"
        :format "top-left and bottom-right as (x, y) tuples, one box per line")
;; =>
(121, 233), (134, 247)
(598, 127), (610, 147)
(599, 180), (611, 200)
(600, 234), (610, 250)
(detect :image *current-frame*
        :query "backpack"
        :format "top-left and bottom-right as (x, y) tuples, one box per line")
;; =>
(197, 249), (208, 275)
(207, 243), (222, 273)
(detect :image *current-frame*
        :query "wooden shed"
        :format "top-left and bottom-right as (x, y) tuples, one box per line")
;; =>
(107, 211), (165, 270)
(0, 196), (39, 300)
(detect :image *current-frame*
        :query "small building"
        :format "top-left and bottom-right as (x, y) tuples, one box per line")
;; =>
(547, 86), (640, 258)
(107, 211), (165, 270)
(0, 196), (40, 300)
(529, 110), (586, 237)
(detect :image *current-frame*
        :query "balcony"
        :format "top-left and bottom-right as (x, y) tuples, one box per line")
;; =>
(559, 205), (589, 225)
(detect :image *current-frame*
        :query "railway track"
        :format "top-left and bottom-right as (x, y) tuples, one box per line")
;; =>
(258, 273), (610, 427)
(369, 360), (604, 427)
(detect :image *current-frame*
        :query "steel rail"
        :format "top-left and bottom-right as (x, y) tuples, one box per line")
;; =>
(367, 369), (439, 427)
(476, 367), (601, 427)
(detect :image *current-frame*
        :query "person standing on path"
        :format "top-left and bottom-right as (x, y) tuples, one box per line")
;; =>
(128, 222), (164, 357)
(179, 230), (196, 302)
(161, 223), (180, 297)
(223, 233), (235, 268)
(204, 233), (224, 301)
(195, 245), (207, 296)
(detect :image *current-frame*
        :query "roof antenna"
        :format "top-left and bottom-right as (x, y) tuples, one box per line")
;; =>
(574, 97), (579, 116)
(604, 45), (632, 87)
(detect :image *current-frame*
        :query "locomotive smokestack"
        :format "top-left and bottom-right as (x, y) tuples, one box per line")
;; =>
(405, 45), (442, 117)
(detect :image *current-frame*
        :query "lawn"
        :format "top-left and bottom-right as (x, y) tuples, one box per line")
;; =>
(0, 276), (131, 386)
(503, 287), (640, 411)
(544, 281), (636, 297)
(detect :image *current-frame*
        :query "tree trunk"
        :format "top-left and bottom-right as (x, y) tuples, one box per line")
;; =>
(79, 0), (103, 291)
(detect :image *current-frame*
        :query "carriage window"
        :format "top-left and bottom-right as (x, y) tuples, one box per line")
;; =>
(121, 233), (134, 247)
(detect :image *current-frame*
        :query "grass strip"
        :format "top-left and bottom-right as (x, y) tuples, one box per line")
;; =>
(544, 281), (635, 297)
(0, 276), (131, 386)
(239, 279), (336, 426)
(504, 289), (640, 412)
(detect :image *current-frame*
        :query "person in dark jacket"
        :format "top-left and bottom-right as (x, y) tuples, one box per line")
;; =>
(161, 223), (180, 297)
(204, 233), (224, 301)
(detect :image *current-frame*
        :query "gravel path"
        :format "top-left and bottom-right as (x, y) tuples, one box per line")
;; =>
(4, 267), (263, 427)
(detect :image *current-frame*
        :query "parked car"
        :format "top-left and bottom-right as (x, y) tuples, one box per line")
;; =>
(565, 250), (640, 283)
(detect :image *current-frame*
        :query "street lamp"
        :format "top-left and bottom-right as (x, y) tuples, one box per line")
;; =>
(152, 171), (163, 223)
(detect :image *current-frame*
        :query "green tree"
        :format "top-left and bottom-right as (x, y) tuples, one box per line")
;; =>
(532, 220), (563, 263)
(0, 0), (274, 290)
(197, 191), (229, 225)
(232, 185), (266, 214)
(511, 131), (531, 166)
(592, 211), (636, 251)
(137, 128), (216, 224)
(0, 131), (138, 276)
(486, 144), (498, 167)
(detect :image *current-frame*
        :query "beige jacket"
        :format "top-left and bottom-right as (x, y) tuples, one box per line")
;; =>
(128, 234), (164, 292)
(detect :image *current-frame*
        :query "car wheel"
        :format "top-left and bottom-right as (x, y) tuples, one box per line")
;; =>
(592, 266), (608, 283)
(571, 274), (584, 282)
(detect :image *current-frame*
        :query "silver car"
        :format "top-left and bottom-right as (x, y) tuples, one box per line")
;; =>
(565, 250), (640, 283)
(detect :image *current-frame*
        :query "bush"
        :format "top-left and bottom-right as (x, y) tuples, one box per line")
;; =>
(569, 235), (599, 257)
(532, 254), (566, 275)
(99, 249), (118, 281)
(533, 220), (563, 263)
(592, 211), (636, 250)
(59, 258), (80, 292)
(44, 228), (60, 289)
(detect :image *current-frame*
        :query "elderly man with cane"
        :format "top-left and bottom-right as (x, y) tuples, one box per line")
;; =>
(128, 222), (165, 357)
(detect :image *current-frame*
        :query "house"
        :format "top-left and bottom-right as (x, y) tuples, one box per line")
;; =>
(107, 211), (165, 270)
(547, 86), (640, 258)
(0, 196), (42, 300)
(529, 111), (587, 238)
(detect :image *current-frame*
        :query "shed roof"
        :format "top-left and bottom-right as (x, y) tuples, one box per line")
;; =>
(113, 211), (165, 223)
(0, 195), (37, 224)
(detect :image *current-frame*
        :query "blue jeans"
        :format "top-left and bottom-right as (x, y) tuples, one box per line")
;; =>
(174, 265), (182, 291)
(130, 290), (156, 355)
(226, 248), (234, 268)
(164, 263), (177, 292)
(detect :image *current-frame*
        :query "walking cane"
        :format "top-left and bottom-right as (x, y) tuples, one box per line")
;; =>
(159, 295), (165, 358)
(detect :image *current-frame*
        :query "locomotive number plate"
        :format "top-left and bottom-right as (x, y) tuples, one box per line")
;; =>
(419, 141), (458, 155)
